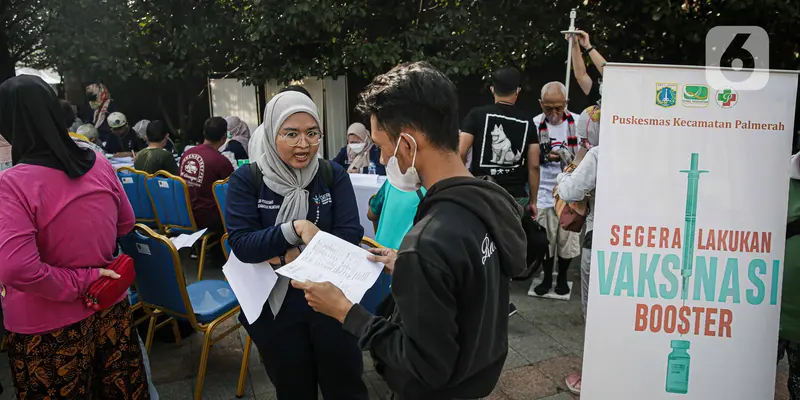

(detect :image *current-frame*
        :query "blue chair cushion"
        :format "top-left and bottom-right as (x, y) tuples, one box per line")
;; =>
(187, 280), (239, 324)
(129, 291), (140, 306)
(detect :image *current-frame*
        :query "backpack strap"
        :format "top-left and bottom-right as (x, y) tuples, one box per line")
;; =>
(318, 159), (334, 188)
(249, 162), (263, 192)
(250, 159), (335, 191)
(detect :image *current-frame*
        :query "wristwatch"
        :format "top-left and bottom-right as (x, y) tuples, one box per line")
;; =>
(280, 255), (287, 266)
(583, 46), (596, 55)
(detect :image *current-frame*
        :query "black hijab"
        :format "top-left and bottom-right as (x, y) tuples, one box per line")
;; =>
(0, 75), (95, 178)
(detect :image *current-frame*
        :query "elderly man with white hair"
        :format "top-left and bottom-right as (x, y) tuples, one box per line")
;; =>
(531, 81), (580, 297)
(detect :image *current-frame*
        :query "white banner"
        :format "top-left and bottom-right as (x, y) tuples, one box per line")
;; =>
(582, 63), (798, 399)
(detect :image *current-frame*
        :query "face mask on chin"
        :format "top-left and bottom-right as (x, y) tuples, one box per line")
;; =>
(386, 133), (422, 192)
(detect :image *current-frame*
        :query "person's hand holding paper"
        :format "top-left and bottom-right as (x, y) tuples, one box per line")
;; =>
(291, 280), (352, 322)
(293, 220), (321, 245)
(278, 231), (383, 321)
(367, 248), (398, 275)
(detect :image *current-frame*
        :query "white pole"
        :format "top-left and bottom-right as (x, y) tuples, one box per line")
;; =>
(564, 8), (577, 97)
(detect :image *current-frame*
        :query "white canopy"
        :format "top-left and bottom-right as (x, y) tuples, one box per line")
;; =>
(15, 67), (61, 84)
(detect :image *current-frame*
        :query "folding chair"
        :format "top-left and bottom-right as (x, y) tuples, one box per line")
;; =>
(117, 167), (157, 227)
(359, 237), (389, 314)
(212, 178), (229, 234)
(144, 171), (219, 280)
(220, 233), (231, 260)
(119, 224), (250, 400)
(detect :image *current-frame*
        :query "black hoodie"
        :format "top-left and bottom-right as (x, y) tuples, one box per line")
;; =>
(343, 176), (527, 399)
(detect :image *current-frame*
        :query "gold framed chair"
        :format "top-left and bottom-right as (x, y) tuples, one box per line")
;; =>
(119, 224), (247, 400)
(144, 170), (220, 280)
(116, 166), (158, 227)
(219, 232), (259, 398)
(361, 236), (383, 249)
(212, 177), (230, 234)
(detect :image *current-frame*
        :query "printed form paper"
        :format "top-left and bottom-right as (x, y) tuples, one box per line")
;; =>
(222, 251), (278, 324)
(276, 231), (383, 304)
(169, 228), (208, 249)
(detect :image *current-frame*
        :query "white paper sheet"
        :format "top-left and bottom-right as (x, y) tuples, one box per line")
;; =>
(169, 228), (208, 249)
(276, 231), (383, 304)
(222, 251), (278, 324)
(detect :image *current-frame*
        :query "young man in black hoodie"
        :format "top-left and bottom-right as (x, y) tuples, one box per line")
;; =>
(291, 61), (527, 399)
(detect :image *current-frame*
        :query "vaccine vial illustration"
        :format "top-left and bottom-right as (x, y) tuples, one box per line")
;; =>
(666, 339), (691, 394)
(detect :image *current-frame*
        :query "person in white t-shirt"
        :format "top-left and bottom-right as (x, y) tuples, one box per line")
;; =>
(531, 81), (580, 296)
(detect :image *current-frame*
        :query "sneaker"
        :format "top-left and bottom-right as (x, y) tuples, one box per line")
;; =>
(509, 303), (518, 317)
(565, 372), (582, 394)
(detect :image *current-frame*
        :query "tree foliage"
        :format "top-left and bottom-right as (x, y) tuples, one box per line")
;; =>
(237, 0), (799, 84)
(0, 0), (54, 81)
(5, 0), (799, 89)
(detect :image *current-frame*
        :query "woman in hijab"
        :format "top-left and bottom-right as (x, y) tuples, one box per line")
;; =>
(133, 119), (151, 141)
(226, 91), (368, 399)
(220, 116), (250, 160)
(0, 75), (149, 399)
(86, 83), (112, 128)
(556, 104), (601, 396)
(332, 122), (385, 175)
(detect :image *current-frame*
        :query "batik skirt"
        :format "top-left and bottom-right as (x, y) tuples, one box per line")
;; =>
(6, 300), (150, 400)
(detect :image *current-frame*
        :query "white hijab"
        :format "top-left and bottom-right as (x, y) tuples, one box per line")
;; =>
(250, 91), (322, 317)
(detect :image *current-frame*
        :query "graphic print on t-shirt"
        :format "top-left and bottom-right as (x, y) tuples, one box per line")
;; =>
(478, 114), (529, 169)
(181, 153), (205, 187)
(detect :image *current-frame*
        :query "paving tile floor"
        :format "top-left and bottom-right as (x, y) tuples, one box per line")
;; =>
(0, 255), (792, 399)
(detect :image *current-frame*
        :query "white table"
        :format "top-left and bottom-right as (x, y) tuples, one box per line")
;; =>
(348, 174), (386, 239)
(110, 156), (134, 170)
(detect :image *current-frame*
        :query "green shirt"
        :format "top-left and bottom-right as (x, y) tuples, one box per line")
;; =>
(369, 180), (425, 249)
(781, 178), (800, 342)
(133, 147), (178, 175)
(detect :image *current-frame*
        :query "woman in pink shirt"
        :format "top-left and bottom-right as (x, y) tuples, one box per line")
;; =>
(0, 76), (149, 399)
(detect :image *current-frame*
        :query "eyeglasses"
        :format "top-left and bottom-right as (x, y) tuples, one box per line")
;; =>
(278, 130), (322, 147)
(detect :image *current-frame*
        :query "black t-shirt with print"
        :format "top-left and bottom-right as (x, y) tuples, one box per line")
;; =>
(120, 130), (146, 153)
(461, 103), (539, 198)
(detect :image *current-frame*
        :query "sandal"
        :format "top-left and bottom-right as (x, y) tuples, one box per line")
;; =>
(565, 372), (582, 394)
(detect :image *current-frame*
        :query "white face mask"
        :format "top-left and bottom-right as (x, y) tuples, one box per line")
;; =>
(348, 143), (366, 152)
(386, 134), (421, 192)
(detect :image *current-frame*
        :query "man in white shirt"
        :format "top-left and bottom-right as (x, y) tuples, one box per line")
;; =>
(531, 81), (580, 297)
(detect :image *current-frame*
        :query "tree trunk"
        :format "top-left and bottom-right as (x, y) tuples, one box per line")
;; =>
(63, 71), (86, 113)
(0, 28), (16, 84)
(158, 93), (178, 137)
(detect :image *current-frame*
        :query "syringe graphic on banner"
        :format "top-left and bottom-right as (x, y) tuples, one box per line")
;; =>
(678, 153), (708, 301)
(664, 153), (708, 396)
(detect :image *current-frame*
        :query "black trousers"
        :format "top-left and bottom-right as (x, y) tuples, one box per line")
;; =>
(242, 286), (368, 400)
(779, 339), (800, 400)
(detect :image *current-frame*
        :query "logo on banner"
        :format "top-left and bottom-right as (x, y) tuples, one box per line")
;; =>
(655, 83), (678, 108)
(716, 87), (739, 108)
(682, 85), (710, 107)
(705, 26), (770, 90)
